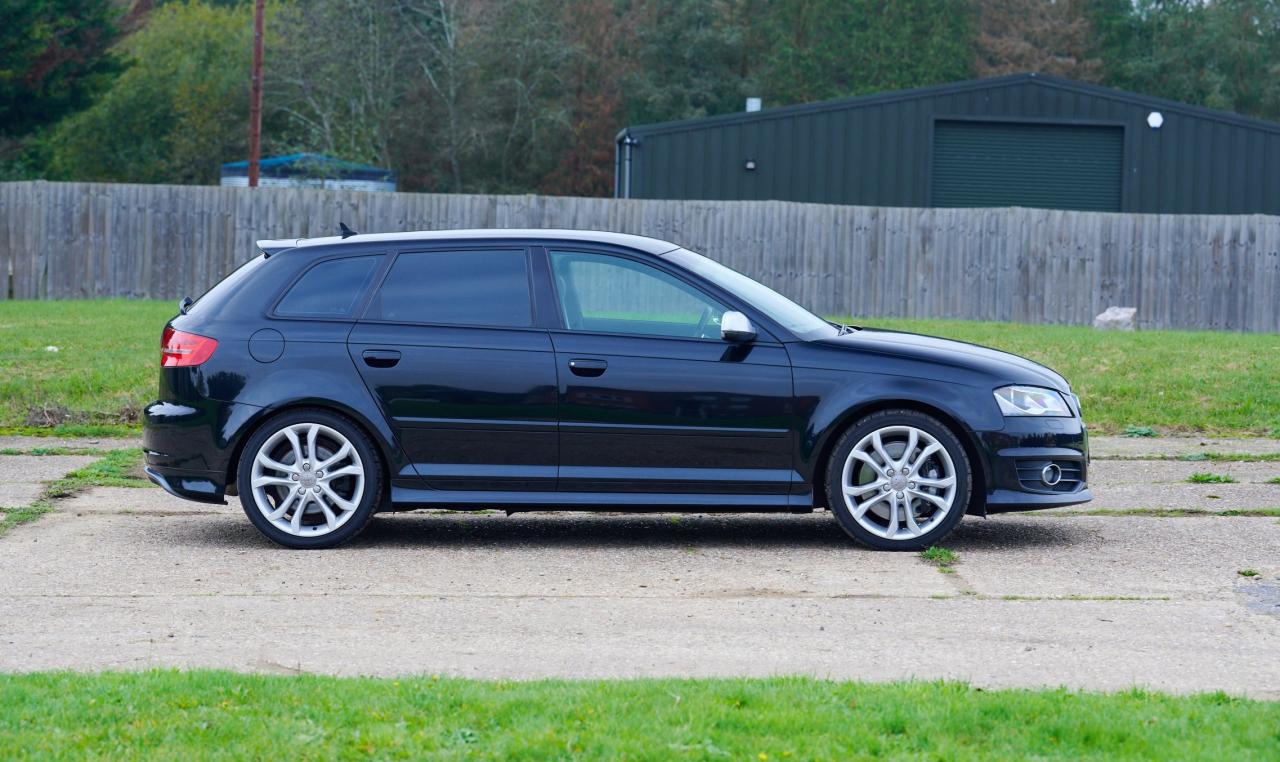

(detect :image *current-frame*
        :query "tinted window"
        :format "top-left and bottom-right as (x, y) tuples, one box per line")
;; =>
(189, 254), (268, 315)
(550, 251), (727, 339)
(369, 249), (531, 327)
(276, 256), (381, 317)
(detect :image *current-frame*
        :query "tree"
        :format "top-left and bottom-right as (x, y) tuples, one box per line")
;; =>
(0, 0), (122, 138)
(1103, 0), (1280, 122)
(540, 0), (634, 196)
(384, 0), (572, 193)
(624, 0), (755, 125)
(45, 1), (260, 183)
(973, 0), (1102, 81)
(759, 0), (975, 105)
(271, 0), (413, 171)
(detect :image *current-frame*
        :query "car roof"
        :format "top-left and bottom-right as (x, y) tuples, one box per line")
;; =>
(257, 228), (681, 256)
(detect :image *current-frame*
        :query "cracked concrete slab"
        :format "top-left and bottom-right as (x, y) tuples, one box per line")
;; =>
(1090, 435), (1280, 459)
(57, 486), (214, 516)
(2, 511), (955, 600)
(1070, 459), (1280, 512)
(1091, 460), (1280, 485)
(2, 503), (1279, 698)
(946, 515), (1280, 600)
(0, 436), (140, 453)
(0, 454), (97, 508)
(1, 594), (1275, 699)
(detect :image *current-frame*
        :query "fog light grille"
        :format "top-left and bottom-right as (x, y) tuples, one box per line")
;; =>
(1015, 459), (1085, 493)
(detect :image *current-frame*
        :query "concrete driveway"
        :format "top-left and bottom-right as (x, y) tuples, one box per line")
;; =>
(1, 436), (1278, 698)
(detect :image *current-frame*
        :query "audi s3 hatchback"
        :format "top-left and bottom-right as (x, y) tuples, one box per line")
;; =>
(144, 229), (1091, 550)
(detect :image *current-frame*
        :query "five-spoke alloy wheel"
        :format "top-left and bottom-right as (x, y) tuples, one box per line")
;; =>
(237, 409), (382, 549)
(826, 409), (971, 550)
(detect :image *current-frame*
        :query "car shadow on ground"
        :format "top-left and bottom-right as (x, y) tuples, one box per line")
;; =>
(175, 509), (1086, 552)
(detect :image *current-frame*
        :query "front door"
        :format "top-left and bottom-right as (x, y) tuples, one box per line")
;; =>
(348, 247), (558, 491)
(546, 249), (795, 497)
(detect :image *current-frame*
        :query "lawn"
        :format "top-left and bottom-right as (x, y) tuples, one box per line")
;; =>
(0, 300), (174, 436)
(1, 672), (1277, 759)
(0, 300), (1277, 436)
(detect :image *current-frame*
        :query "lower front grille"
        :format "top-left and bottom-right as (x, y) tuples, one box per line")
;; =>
(1015, 459), (1086, 494)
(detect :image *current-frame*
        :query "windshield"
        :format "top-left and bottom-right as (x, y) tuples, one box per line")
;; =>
(665, 248), (838, 340)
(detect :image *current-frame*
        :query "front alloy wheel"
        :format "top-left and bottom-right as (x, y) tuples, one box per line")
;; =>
(238, 410), (381, 548)
(827, 410), (971, 550)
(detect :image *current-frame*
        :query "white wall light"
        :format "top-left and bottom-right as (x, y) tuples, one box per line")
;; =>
(1147, 111), (1164, 129)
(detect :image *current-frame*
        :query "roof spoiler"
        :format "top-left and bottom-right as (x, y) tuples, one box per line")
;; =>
(256, 238), (298, 257)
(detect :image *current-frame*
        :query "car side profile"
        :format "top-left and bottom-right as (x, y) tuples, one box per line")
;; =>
(143, 228), (1090, 550)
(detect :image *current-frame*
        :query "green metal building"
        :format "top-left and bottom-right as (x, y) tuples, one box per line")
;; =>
(614, 73), (1280, 214)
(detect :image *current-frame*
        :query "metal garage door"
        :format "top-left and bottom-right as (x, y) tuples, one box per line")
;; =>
(931, 120), (1123, 211)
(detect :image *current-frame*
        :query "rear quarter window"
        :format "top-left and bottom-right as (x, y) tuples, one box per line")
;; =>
(188, 254), (269, 315)
(275, 256), (382, 318)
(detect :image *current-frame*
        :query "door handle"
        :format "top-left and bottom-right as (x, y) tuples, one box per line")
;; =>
(568, 358), (607, 377)
(361, 349), (401, 368)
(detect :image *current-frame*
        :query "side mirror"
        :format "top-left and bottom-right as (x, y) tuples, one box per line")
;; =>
(720, 311), (756, 343)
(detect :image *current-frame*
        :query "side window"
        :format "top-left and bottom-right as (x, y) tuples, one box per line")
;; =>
(275, 256), (381, 317)
(367, 249), (532, 327)
(549, 251), (727, 339)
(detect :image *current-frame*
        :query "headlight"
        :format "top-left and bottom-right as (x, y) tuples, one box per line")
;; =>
(994, 385), (1072, 417)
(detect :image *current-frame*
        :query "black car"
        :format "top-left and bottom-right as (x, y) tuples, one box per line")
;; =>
(144, 228), (1090, 550)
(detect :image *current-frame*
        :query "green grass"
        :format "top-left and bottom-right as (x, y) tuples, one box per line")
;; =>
(841, 316), (1280, 435)
(1238, 569), (1260, 578)
(0, 300), (173, 432)
(0, 449), (146, 538)
(2, 301), (1279, 435)
(1121, 425), (1158, 438)
(1, 672), (1277, 760)
(1266, 477), (1280, 485)
(1187, 472), (1237, 484)
(920, 545), (958, 574)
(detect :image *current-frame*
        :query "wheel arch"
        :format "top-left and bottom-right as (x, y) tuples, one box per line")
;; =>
(809, 398), (990, 516)
(223, 399), (399, 497)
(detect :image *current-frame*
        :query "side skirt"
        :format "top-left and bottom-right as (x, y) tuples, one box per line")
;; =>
(386, 486), (813, 512)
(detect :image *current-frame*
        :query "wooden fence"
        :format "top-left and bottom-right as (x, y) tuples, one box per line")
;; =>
(1, 180), (1277, 332)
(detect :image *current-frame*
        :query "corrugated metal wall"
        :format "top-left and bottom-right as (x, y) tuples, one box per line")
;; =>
(3, 181), (1279, 333)
(624, 75), (1280, 215)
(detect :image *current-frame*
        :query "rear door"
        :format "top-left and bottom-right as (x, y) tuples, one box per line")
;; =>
(348, 246), (559, 491)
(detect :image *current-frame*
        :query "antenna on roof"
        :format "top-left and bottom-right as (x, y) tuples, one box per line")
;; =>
(339, 222), (358, 239)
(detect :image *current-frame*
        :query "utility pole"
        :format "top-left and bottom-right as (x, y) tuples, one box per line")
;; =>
(247, 0), (265, 187)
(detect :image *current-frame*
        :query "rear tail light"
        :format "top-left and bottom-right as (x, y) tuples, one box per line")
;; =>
(161, 326), (218, 367)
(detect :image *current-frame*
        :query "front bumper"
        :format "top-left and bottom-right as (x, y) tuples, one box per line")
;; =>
(975, 416), (1091, 513)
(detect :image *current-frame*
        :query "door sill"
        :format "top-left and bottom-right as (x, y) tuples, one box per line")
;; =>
(389, 486), (810, 511)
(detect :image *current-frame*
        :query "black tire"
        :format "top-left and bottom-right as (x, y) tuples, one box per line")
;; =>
(236, 408), (383, 549)
(824, 408), (972, 551)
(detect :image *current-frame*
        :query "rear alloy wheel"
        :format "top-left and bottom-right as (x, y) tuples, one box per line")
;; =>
(238, 410), (381, 549)
(826, 410), (971, 550)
